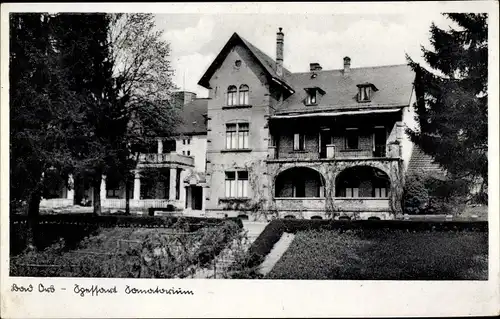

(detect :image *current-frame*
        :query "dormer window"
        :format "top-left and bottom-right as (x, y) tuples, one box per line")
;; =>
(357, 83), (378, 102)
(304, 87), (325, 106)
(306, 90), (317, 105)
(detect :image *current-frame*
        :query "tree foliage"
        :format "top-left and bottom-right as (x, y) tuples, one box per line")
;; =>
(9, 14), (79, 215)
(406, 13), (488, 187)
(10, 13), (179, 220)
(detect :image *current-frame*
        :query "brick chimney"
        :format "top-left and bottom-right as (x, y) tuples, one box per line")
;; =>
(310, 63), (322, 72)
(343, 56), (351, 76)
(276, 27), (284, 77)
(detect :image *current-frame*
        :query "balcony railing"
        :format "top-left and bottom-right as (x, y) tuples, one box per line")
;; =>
(270, 144), (400, 161)
(138, 152), (194, 167)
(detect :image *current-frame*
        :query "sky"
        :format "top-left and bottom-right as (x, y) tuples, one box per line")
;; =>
(154, 12), (456, 98)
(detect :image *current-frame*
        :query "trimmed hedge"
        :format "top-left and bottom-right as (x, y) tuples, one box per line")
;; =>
(243, 219), (488, 271)
(10, 214), (243, 229)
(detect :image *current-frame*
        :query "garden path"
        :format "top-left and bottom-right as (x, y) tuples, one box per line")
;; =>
(257, 232), (295, 275)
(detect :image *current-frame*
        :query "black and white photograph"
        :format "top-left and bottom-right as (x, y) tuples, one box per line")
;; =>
(1, 1), (499, 318)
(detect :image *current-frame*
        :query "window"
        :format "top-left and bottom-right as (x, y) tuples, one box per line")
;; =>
(235, 60), (242, 68)
(225, 171), (249, 198)
(239, 84), (249, 105)
(359, 86), (371, 101)
(227, 85), (237, 106)
(187, 150), (191, 156)
(106, 176), (121, 198)
(345, 128), (359, 150)
(357, 83), (378, 102)
(293, 133), (305, 151)
(345, 187), (359, 198)
(226, 123), (249, 149)
(182, 150), (185, 155)
(293, 181), (305, 197)
(306, 90), (317, 105)
(175, 168), (181, 200)
(373, 187), (387, 198)
(183, 139), (186, 145)
(187, 138), (191, 145)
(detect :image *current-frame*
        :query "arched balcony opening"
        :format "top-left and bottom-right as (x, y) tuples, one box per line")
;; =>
(335, 166), (390, 198)
(275, 167), (325, 198)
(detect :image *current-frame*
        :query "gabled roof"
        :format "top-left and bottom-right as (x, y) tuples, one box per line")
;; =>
(198, 32), (293, 91)
(275, 64), (415, 115)
(175, 98), (208, 135)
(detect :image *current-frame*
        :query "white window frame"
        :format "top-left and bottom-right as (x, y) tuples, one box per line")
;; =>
(227, 85), (237, 106)
(373, 187), (387, 198)
(345, 187), (359, 198)
(225, 171), (249, 198)
(293, 133), (305, 151)
(359, 86), (371, 102)
(226, 123), (249, 150)
(306, 90), (317, 105)
(239, 84), (249, 105)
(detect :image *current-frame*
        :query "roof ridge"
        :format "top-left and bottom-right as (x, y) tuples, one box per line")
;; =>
(290, 63), (409, 75)
(238, 34), (293, 76)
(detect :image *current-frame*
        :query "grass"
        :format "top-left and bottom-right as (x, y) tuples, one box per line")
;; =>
(267, 229), (488, 280)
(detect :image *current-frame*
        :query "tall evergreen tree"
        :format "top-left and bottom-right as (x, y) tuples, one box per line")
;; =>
(406, 13), (488, 193)
(10, 13), (80, 247)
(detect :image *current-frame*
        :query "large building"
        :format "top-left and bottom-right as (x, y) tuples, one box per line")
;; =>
(41, 28), (418, 220)
(198, 28), (416, 220)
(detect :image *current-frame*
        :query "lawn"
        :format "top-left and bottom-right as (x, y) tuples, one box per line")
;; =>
(266, 229), (488, 280)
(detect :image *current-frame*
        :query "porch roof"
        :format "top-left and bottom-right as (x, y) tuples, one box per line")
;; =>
(270, 107), (402, 119)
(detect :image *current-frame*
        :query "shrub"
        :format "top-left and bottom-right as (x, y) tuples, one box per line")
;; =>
(403, 172), (429, 214)
(11, 220), (243, 278)
(404, 170), (470, 215)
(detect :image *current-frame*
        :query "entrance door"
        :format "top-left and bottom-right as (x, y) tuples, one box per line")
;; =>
(191, 186), (203, 210)
(319, 129), (331, 159)
(373, 127), (386, 157)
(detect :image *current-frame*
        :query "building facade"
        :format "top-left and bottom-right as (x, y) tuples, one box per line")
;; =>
(41, 28), (418, 220)
(198, 29), (416, 220)
(40, 92), (209, 216)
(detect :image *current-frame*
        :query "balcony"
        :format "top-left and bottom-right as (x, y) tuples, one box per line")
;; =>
(138, 152), (194, 167)
(268, 144), (399, 163)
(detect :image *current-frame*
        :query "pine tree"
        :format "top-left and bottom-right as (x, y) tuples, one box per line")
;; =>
(10, 13), (80, 247)
(406, 13), (488, 194)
